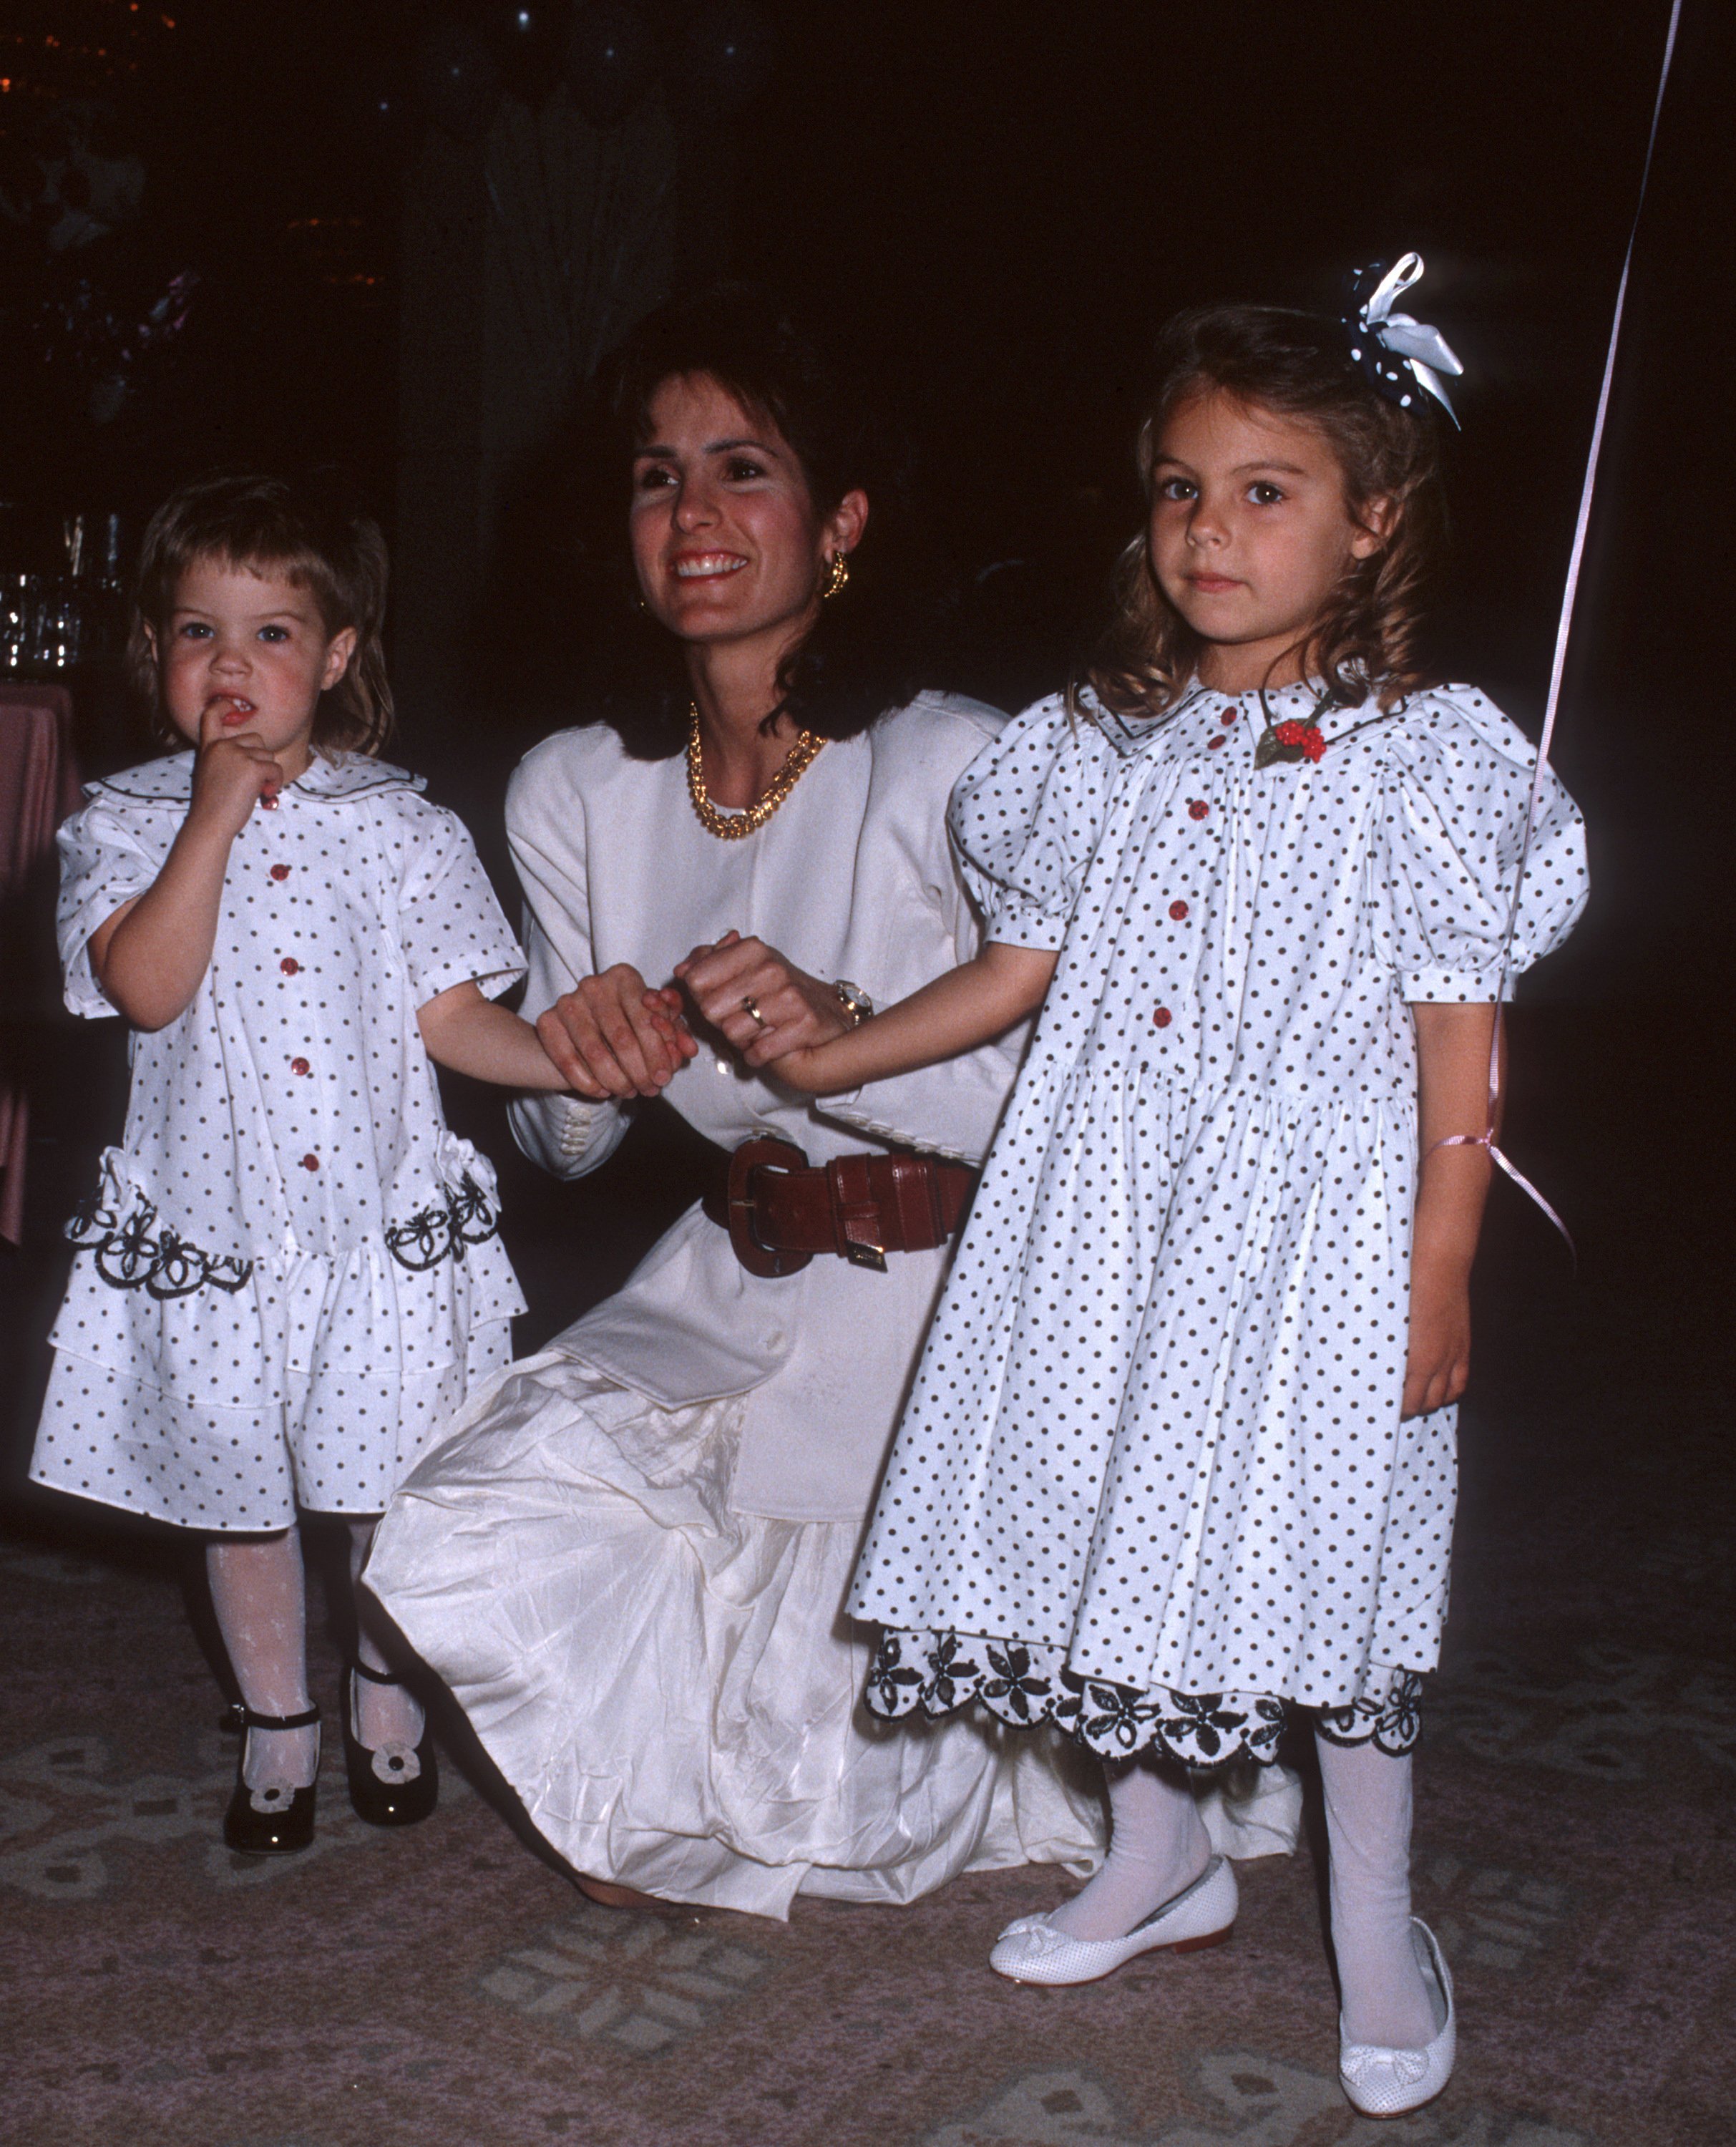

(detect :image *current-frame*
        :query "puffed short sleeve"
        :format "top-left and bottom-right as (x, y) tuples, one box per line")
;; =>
(1373, 688), (1588, 1002)
(56, 792), (169, 1018)
(394, 799), (527, 1005)
(947, 696), (1117, 950)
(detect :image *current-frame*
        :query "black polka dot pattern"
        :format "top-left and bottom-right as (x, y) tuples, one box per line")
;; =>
(31, 749), (527, 1530)
(849, 683), (1587, 1725)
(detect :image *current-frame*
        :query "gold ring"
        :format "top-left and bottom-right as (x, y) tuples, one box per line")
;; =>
(742, 996), (767, 1030)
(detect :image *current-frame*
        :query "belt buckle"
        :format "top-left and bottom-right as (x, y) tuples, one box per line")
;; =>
(726, 1136), (813, 1278)
(826, 1154), (888, 1272)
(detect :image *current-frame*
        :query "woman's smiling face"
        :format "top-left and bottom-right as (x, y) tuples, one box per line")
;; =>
(628, 371), (864, 653)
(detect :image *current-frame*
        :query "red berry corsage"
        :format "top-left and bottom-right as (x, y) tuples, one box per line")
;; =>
(1254, 689), (1335, 767)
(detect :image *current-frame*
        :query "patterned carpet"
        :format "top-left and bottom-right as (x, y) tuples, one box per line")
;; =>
(2, 1008), (1733, 2146)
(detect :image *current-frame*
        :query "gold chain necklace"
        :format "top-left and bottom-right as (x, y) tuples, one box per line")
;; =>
(685, 705), (825, 840)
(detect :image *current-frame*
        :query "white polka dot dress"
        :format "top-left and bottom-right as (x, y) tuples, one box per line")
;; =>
(849, 682), (1588, 1761)
(29, 750), (528, 1530)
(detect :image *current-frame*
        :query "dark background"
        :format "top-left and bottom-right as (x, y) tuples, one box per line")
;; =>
(3, 1), (1727, 983)
(1, 0), (1730, 1499)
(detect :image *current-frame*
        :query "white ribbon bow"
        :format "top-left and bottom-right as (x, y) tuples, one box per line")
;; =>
(1355, 253), (1463, 422)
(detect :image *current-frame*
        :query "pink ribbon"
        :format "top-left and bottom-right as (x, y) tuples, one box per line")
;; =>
(1461, 0), (1682, 1255)
(1429, 1130), (1576, 1264)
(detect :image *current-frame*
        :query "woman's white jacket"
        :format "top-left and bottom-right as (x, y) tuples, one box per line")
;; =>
(503, 691), (1018, 1523)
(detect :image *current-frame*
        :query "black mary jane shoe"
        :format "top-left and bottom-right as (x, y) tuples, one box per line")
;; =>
(344, 1660), (439, 1827)
(223, 1702), (321, 1854)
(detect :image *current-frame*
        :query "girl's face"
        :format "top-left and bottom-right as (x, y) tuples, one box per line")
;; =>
(153, 558), (355, 782)
(628, 371), (867, 659)
(1146, 388), (1387, 692)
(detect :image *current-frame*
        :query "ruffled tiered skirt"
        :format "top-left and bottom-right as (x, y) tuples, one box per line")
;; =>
(367, 1347), (1300, 1917)
(31, 1141), (521, 1527)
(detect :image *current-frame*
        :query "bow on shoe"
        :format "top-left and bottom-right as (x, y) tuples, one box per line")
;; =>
(1340, 2043), (1433, 2091)
(1343, 253), (1463, 423)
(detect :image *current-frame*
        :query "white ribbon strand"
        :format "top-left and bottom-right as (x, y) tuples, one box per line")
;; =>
(1476, 0), (1683, 1252)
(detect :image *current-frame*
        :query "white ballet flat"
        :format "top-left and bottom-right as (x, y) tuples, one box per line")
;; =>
(988, 1854), (1237, 1987)
(1338, 1917), (1457, 2118)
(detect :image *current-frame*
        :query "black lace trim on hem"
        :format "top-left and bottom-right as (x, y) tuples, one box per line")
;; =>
(67, 1192), (253, 1298)
(864, 1628), (1423, 1768)
(1315, 1675), (1423, 1757)
(67, 1168), (502, 1294)
(384, 1174), (501, 1272)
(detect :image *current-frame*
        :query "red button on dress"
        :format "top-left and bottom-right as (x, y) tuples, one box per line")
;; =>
(1189, 800), (1210, 821)
(301, 1154), (319, 1171)
(280, 958), (300, 976)
(291, 1058), (311, 1076)
(1153, 1007), (1173, 1028)
(1220, 707), (1239, 725)
(270, 865), (291, 882)
(1169, 900), (1189, 920)
(1206, 734), (1227, 750)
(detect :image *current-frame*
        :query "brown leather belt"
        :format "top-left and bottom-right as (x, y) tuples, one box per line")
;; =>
(704, 1136), (977, 1277)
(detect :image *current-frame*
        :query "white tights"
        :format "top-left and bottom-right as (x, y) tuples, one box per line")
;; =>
(206, 1520), (426, 1806)
(1048, 1755), (1212, 1942)
(207, 1530), (316, 1812)
(1317, 1733), (1436, 2050)
(1045, 1734), (1436, 2051)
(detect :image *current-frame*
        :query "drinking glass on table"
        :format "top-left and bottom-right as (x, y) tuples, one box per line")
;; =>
(1, 575), (31, 673)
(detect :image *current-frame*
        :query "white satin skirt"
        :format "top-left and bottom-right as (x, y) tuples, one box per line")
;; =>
(366, 1348), (1300, 1919)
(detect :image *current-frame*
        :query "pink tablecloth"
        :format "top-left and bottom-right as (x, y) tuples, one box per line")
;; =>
(0, 683), (81, 1243)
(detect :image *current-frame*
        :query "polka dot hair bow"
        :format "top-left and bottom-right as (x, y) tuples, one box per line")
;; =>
(1342, 253), (1463, 424)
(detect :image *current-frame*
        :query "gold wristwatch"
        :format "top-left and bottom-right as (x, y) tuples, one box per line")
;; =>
(832, 979), (874, 1028)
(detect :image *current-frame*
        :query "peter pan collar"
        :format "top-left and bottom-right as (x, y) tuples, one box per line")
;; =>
(291, 753), (425, 801)
(1084, 683), (1214, 759)
(87, 751), (426, 805)
(1087, 680), (1372, 760)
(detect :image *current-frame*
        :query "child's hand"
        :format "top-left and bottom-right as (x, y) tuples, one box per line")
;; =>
(187, 699), (284, 838)
(754, 1040), (829, 1092)
(640, 985), (693, 1040)
(1401, 1258), (1471, 1418)
(775, 1046), (837, 1092)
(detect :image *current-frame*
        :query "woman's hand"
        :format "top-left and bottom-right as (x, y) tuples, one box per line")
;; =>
(1401, 1253), (1472, 1418)
(674, 930), (853, 1070)
(534, 964), (697, 1100)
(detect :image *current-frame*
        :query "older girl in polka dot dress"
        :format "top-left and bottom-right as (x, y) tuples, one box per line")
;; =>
(31, 476), (572, 1855)
(765, 294), (1586, 2113)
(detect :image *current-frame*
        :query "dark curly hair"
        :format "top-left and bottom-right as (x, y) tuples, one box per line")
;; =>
(580, 283), (928, 756)
(130, 472), (392, 756)
(1078, 304), (1448, 720)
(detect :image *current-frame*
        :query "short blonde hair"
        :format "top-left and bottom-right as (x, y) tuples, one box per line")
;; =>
(130, 473), (393, 756)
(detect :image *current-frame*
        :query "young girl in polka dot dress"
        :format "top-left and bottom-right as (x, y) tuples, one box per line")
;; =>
(761, 290), (1587, 2113)
(31, 475), (572, 1855)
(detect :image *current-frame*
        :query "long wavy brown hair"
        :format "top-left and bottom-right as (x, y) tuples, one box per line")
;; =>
(1077, 305), (1448, 721)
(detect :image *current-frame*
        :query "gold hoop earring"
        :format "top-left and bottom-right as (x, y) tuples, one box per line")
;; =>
(821, 551), (850, 601)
